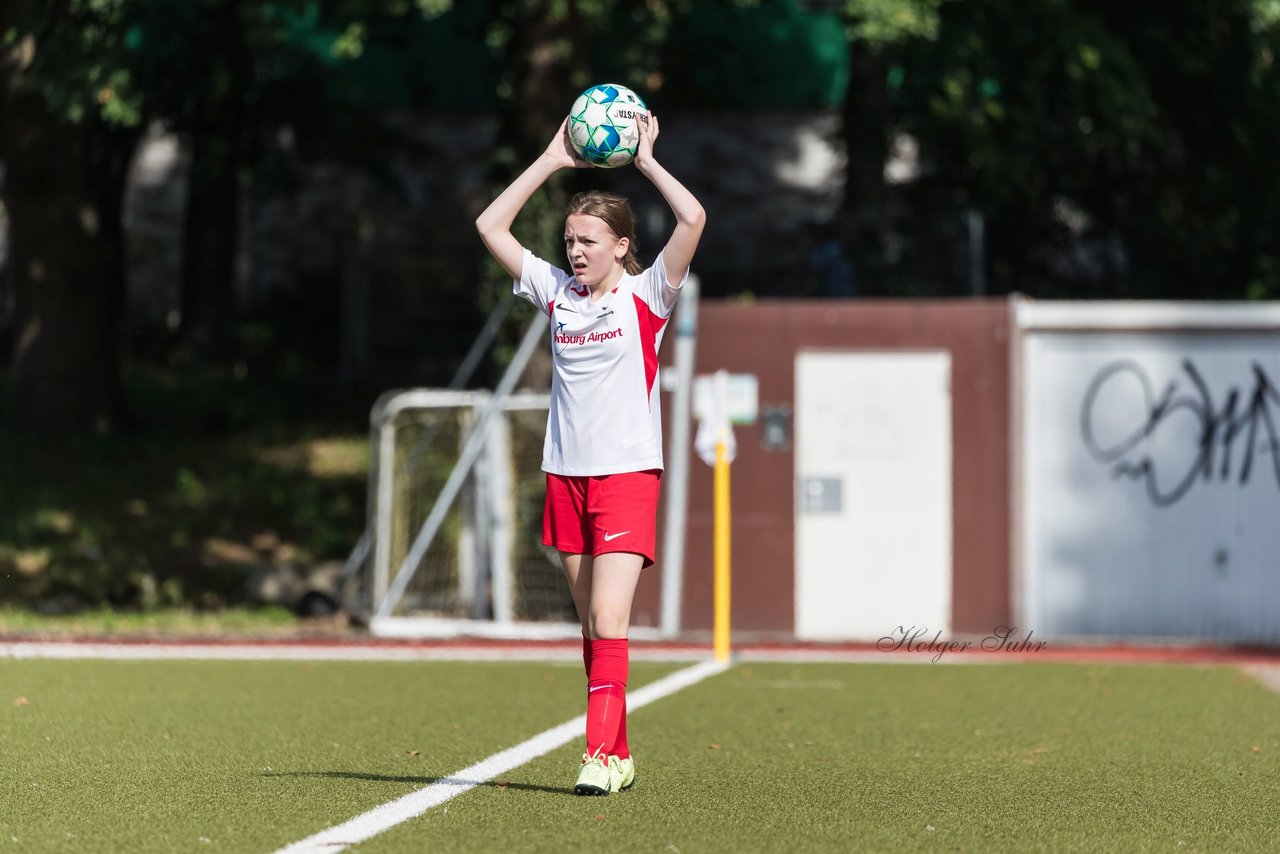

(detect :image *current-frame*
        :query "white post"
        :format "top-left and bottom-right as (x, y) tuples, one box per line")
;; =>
(373, 411), (397, 610)
(660, 274), (699, 637)
(487, 406), (515, 624)
(456, 404), (479, 613)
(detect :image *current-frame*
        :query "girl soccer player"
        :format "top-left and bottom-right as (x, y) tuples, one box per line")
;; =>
(475, 110), (705, 795)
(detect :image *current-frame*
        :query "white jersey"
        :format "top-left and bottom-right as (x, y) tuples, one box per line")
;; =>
(515, 249), (687, 476)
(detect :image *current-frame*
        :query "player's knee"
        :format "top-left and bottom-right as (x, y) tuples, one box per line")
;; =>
(589, 609), (629, 639)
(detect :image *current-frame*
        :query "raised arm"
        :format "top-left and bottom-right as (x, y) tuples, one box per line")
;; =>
(633, 113), (706, 285)
(475, 118), (588, 279)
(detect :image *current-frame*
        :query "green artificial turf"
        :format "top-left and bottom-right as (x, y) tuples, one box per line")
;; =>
(3, 659), (1279, 853)
(0, 659), (681, 852)
(362, 661), (1280, 854)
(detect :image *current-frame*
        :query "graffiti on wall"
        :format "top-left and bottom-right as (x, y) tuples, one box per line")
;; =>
(1080, 359), (1280, 507)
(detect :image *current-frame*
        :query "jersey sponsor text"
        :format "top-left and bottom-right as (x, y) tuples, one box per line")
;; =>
(554, 328), (624, 346)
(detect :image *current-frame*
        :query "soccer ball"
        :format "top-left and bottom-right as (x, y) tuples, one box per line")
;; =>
(567, 83), (648, 168)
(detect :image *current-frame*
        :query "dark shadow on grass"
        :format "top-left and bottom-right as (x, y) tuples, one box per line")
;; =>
(259, 769), (571, 796)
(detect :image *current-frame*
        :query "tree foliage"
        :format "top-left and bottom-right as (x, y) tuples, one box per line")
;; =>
(1, 0), (146, 127)
(844, 0), (947, 45)
(887, 0), (1280, 297)
(0, 0), (462, 430)
(6, 0), (1280, 433)
(660, 0), (847, 109)
(1, 0), (149, 432)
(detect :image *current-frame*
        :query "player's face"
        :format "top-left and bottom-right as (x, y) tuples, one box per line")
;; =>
(564, 214), (628, 288)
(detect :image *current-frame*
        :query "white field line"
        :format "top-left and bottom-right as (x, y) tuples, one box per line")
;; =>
(1243, 664), (1280, 694)
(270, 658), (729, 854)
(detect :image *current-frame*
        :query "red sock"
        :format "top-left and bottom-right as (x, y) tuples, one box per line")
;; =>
(614, 697), (630, 759)
(584, 635), (629, 758)
(585, 638), (628, 759)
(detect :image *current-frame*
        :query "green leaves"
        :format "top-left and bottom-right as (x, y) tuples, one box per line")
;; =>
(2, 0), (142, 127)
(844, 0), (948, 45)
(661, 0), (849, 109)
(1251, 0), (1280, 32)
(330, 21), (366, 58)
(878, 0), (1280, 296)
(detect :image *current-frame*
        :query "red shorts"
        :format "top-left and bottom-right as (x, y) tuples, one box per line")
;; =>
(542, 470), (661, 567)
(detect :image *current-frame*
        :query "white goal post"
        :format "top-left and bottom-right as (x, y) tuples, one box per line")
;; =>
(366, 387), (584, 638)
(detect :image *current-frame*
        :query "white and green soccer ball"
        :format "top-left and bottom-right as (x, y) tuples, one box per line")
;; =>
(567, 83), (648, 168)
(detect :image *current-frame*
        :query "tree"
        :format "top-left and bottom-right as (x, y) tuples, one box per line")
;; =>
(886, 0), (1280, 297)
(836, 0), (948, 294)
(153, 0), (255, 360)
(0, 0), (143, 433)
(0, 0), (453, 432)
(132, 0), (450, 362)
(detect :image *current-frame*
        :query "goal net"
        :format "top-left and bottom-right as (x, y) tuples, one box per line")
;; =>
(364, 388), (582, 637)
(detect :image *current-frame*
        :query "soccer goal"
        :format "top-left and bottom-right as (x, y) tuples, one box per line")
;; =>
(364, 386), (588, 637)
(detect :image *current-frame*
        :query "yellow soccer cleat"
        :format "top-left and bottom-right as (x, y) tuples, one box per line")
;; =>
(608, 755), (635, 791)
(574, 751), (612, 796)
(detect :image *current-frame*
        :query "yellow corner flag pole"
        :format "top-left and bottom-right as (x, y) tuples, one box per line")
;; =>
(713, 437), (732, 662)
(712, 369), (732, 663)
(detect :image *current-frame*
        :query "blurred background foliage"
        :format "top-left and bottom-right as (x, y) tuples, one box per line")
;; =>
(2, 0), (1280, 614)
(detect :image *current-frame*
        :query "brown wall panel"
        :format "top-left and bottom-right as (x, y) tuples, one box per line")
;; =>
(649, 299), (1012, 639)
